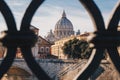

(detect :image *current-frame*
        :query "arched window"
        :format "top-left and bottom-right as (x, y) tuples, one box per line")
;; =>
(45, 47), (50, 53)
(64, 32), (66, 35)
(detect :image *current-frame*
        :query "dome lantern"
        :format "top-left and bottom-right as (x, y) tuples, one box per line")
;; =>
(62, 10), (66, 17)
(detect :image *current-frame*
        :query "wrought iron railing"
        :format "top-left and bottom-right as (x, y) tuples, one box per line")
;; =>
(0, 0), (120, 80)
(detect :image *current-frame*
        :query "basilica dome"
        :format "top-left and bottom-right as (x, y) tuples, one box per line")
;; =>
(54, 11), (74, 39)
(55, 12), (73, 30)
(45, 30), (55, 43)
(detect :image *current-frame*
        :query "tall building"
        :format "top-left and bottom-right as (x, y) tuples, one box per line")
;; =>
(45, 11), (74, 43)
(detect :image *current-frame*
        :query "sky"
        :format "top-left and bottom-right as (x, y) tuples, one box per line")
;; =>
(0, 0), (119, 37)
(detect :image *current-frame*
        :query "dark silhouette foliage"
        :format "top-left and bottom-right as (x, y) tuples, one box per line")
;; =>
(62, 38), (92, 59)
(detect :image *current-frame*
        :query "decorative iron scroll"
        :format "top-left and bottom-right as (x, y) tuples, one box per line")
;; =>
(0, 0), (51, 80)
(0, 0), (119, 80)
(74, 0), (120, 80)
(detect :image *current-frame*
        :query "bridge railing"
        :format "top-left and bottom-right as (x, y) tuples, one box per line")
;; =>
(0, 0), (120, 80)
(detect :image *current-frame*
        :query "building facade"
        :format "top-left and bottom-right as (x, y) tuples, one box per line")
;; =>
(37, 36), (52, 58)
(51, 33), (90, 59)
(0, 25), (52, 59)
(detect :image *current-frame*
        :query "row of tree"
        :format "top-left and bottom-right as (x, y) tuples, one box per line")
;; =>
(62, 38), (93, 59)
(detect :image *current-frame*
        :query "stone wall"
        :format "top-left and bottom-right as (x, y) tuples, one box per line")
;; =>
(0, 59), (119, 80)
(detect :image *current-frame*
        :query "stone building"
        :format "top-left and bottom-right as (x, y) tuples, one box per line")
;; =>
(37, 36), (52, 58)
(16, 25), (52, 58)
(22, 26), (52, 58)
(0, 25), (52, 59)
(30, 25), (39, 36)
(51, 33), (90, 59)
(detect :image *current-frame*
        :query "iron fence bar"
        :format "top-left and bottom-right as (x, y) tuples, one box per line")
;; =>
(107, 47), (120, 72)
(0, 0), (17, 79)
(19, 0), (51, 79)
(0, 47), (17, 78)
(107, 1), (120, 31)
(106, 0), (120, 73)
(21, 47), (51, 80)
(75, 0), (120, 80)
(74, 0), (106, 79)
(0, 0), (120, 80)
(79, 0), (105, 31)
(0, 0), (51, 80)
(74, 49), (105, 80)
(20, 0), (44, 31)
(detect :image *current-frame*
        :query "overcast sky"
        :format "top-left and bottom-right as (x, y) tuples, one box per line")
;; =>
(0, 0), (119, 37)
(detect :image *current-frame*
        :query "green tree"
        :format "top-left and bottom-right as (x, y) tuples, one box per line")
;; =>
(62, 38), (92, 59)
